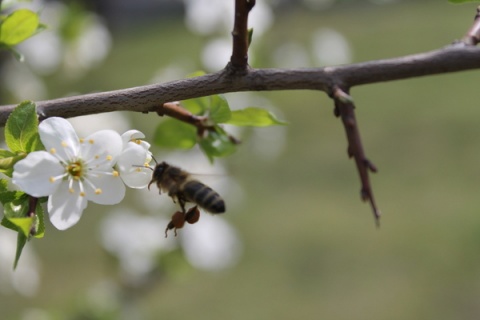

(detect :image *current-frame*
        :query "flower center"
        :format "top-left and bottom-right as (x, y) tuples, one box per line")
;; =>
(67, 160), (85, 179)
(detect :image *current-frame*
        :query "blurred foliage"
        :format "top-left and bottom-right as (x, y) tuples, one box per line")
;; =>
(2, 1), (480, 320)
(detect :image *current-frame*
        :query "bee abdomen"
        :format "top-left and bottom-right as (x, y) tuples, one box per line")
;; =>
(183, 181), (225, 214)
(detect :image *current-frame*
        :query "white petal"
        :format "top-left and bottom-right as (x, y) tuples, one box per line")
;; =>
(117, 143), (147, 171)
(12, 151), (64, 197)
(39, 117), (80, 161)
(121, 169), (152, 189)
(48, 181), (88, 230)
(121, 130), (145, 144)
(85, 173), (125, 205)
(121, 130), (151, 150)
(117, 143), (152, 188)
(80, 130), (123, 168)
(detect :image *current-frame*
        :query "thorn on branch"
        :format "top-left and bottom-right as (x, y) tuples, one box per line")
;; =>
(332, 86), (381, 226)
(461, 5), (480, 46)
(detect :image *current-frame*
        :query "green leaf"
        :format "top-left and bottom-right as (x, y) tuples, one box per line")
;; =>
(225, 107), (288, 127)
(33, 201), (45, 238)
(154, 118), (197, 149)
(199, 126), (237, 162)
(0, 149), (26, 177)
(0, 178), (25, 204)
(209, 95), (231, 123)
(182, 97), (209, 115)
(5, 101), (44, 153)
(186, 70), (206, 78)
(14, 232), (27, 269)
(0, 9), (39, 46)
(8, 217), (33, 237)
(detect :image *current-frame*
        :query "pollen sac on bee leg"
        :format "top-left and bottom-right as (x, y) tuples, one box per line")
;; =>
(185, 206), (200, 224)
(165, 211), (186, 237)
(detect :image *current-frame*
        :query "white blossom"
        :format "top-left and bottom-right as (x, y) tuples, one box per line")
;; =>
(12, 117), (125, 230)
(117, 130), (153, 189)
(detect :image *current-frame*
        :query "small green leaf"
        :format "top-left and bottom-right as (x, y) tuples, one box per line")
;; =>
(199, 126), (237, 162)
(186, 70), (206, 78)
(0, 9), (39, 46)
(209, 95), (231, 123)
(225, 107), (288, 127)
(14, 232), (27, 269)
(33, 202), (45, 238)
(247, 28), (254, 47)
(8, 217), (33, 237)
(154, 118), (197, 149)
(0, 149), (26, 177)
(0, 178), (25, 204)
(182, 97), (209, 115)
(5, 101), (44, 153)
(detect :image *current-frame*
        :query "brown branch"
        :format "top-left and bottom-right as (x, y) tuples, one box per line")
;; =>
(156, 102), (241, 145)
(229, 0), (255, 72)
(332, 87), (380, 226)
(1, 45), (479, 127)
(156, 102), (207, 127)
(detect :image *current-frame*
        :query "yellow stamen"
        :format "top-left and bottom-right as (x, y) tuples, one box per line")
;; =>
(95, 188), (102, 195)
(69, 188), (74, 193)
(74, 176), (80, 181)
(88, 139), (94, 144)
(79, 138), (85, 143)
(106, 155), (112, 161)
(135, 139), (141, 144)
(80, 192), (86, 197)
(49, 177), (55, 183)
(50, 148), (56, 154)
(61, 141), (68, 147)
(112, 170), (119, 177)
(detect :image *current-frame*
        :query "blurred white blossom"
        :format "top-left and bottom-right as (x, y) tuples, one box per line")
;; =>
(312, 28), (352, 66)
(0, 231), (41, 297)
(100, 209), (175, 280)
(181, 214), (242, 271)
(201, 38), (232, 71)
(184, 0), (273, 37)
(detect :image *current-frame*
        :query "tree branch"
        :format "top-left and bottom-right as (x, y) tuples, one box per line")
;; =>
(332, 87), (380, 225)
(229, 0), (255, 72)
(0, 45), (479, 127)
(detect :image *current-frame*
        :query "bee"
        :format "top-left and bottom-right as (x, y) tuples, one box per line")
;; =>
(148, 161), (226, 236)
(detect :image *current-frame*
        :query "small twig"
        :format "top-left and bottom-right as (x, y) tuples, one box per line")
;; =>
(229, 0), (256, 73)
(332, 86), (381, 226)
(156, 102), (207, 127)
(462, 5), (480, 46)
(156, 102), (241, 145)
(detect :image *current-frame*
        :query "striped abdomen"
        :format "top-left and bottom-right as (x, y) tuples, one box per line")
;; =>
(183, 180), (225, 213)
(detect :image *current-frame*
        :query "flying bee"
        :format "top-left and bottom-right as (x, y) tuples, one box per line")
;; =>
(148, 161), (226, 236)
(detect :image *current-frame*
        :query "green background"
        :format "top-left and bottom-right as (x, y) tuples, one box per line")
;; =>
(3, 1), (480, 319)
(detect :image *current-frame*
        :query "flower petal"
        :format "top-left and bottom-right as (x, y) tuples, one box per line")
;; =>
(117, 143), (152, 188)
(80, 130), (123, 168)
(85, 172), (126, 205)
(39, 117), (80, 162)
(48, 181), (88, 230)
(12, 151), (64, 197)
(121, 130), (151, 150)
